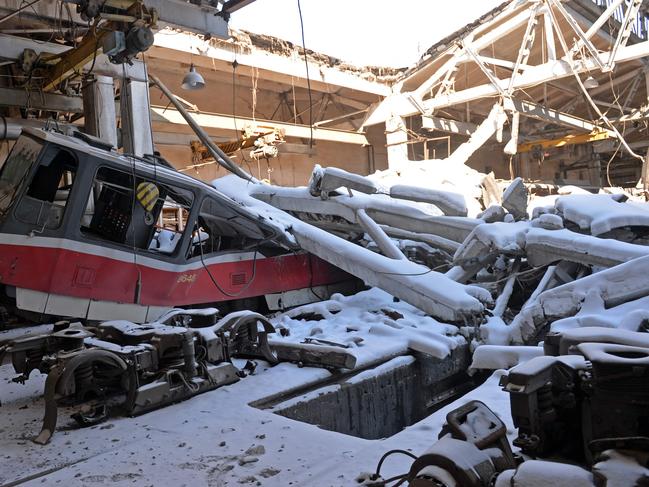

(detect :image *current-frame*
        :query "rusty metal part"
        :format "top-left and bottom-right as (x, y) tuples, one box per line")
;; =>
(502, 329), (649, 465)
(2, 310), (285, 444)
(394, 401), (515, 487)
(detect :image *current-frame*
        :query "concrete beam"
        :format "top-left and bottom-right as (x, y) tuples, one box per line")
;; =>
(122, 80), (154, 156)
(0, 33), (146, 82)
(0, 86), (83, 113)
(146, 0), (229, 38)
(0, 0), (230, 39)
(82, 75), (117, 146)
(149, 30), (391, 97)
(150, 106), (369, 145)
(420, 115), (477, 136)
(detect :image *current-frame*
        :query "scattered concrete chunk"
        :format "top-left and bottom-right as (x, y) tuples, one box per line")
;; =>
(531, 213), (563, 230)
(478, 205), (506, 223)
(502, 177), (528, 220)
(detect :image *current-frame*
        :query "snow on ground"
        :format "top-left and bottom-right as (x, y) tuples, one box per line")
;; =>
(0, 363), (510, 487)
(0, 288), (509, 487)
(3, 175), (649, 485)
(0, 318), (508, 487)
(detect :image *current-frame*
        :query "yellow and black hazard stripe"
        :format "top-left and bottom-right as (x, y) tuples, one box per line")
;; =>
(136, 182), (160, 212)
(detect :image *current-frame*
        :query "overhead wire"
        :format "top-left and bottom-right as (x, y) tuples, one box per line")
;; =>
(546, 2), (644, 163)
(0, 0), (44, 26)
(296, 0), (314, 148)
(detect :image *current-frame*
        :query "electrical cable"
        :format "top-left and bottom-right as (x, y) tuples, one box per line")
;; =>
(296, 0), (314, 148)
(375, 449), (418, 477)
(122, 63), (143, 304)
(196, 221), (260, 298)
(0, 0), (43, 26)
(372, 449), (418, 486)
(545, 3), (643, 163)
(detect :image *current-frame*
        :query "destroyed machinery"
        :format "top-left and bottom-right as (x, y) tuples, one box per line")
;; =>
(0, 310), (280, 444)
(365, 326), (649, 487)
(0, 128), (353, 326)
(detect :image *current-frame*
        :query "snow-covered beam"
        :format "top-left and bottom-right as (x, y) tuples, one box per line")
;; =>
(512, 254), (649, 342)
(215, 177), (490, 323)
(249, 184), (478, 243)
(420, 115), (477, 136)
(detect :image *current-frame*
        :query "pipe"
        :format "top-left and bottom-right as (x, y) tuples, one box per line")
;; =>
(149, 74), (257, 183)
(0, 117), (77, 140)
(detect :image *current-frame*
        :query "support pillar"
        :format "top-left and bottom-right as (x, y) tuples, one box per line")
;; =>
(385, 114), (408, 170)
(641, 151), (649, 194)
(82, 75), (117, 147)
(121, 78), (154, 157)
(588, 156), (602, 187)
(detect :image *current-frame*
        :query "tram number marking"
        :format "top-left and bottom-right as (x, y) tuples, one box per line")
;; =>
(177, 273), (197, 284)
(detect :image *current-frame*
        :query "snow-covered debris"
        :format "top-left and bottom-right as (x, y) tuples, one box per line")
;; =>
(556, 193), (649, 235)
(368, 159), (499, 218)
(547, 326), (649, 355)
(478, 204), (507, 223)
(470, 345), (544, 371)
(550, 295), (649, 334)
(270, 288), (465, 366)
(530, 213), (563, 230)
(214, 176), (491, 323)
(592, 450), (649, 486)
(390, 184), (468, 216)
(502, 177), (528, 220)
(510, 254), (649, 343)
(495, 460), (595, 487)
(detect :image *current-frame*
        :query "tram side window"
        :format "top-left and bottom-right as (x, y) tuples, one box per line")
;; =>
(0, 135), (42, 216)
(81, 166), (193, 255)
(187, 197), (267, 259)
(14, 148), (77, 230)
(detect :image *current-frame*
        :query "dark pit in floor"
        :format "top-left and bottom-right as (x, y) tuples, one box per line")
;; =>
(253, 345), (477, 440)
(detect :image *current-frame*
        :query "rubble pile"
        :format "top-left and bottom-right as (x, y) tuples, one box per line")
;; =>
(215, 164), (649, 351)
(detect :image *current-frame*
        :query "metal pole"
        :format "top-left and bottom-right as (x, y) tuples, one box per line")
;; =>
(149, 74), (257, 183)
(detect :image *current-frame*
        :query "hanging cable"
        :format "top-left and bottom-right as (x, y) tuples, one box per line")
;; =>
(296, 0), (314, 148)
(545, 4), (643, 163)
(122, 63), (143, 304)
(196, 221), (260, 299)
(0, 0), (43, 26)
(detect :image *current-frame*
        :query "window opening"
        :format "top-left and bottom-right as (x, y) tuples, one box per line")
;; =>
(187, 196), (268, 260)
(0, 135), (42, 217)
(15, 148), (77, 230)
(81, 166), (193, 255)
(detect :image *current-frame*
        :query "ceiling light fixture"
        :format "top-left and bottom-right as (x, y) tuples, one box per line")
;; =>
(181, 64), (205, 91)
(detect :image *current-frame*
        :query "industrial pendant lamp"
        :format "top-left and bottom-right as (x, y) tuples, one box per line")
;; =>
(584, 75), (599, 89)
(182, 63), (205, 90)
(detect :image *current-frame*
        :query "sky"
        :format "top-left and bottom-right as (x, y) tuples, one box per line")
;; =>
(230, 0), (505, 68)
